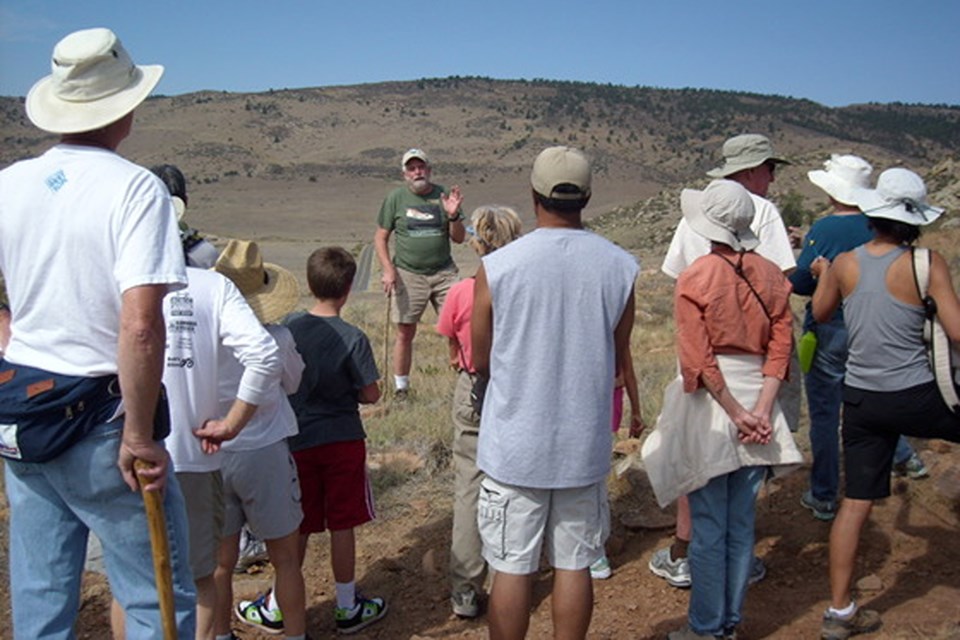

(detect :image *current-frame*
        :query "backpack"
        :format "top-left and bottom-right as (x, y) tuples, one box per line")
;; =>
(910, 247), (960, 412)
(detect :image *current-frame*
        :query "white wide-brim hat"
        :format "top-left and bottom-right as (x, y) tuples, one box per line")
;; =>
(26, 27), (163, 134)
(853, 167), (944, 226)
(681, 179), (759, 252)
(808, 154), (873, 206)
(214, 240), (300, 324)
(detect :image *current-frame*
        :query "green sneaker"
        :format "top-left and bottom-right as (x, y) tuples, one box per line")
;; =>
(335, 595), (388, 635)
(235, 590), (284, 635)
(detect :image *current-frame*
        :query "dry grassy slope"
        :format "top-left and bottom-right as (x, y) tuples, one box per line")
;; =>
(1, 78), (958, 264)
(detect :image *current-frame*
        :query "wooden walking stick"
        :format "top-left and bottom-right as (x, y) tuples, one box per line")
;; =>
(134, 458), (177, 640)
(383, 290), (391, 405)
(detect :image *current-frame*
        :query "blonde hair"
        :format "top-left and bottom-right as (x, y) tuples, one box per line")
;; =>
(468, 205), (522, 256)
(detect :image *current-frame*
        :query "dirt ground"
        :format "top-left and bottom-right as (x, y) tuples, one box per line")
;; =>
(3, 433), (948, 640)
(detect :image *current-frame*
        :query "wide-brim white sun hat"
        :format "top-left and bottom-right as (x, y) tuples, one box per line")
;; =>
(26, 27), (163, 134)
(853, 167), (944, 226)
(681, 179), (759, 252)
(807, 154), (873, 206)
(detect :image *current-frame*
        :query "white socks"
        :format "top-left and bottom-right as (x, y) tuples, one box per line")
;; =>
(394, 375), (410, 391)
(335, 581), (357, 609)
(828, 601), (857, 618)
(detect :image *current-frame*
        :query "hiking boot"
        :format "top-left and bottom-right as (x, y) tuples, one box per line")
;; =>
(451, 588), (480, 618)
(820, 607), (882, 639)
(235, 590), (284, 635)
(748, 556), (767, 585)
(892, 453), (928, 479)
(589, 555), (612, 580)
(648, 546), (691, 588)
(335, 595), (388, 634)
(393, 388), (409, 403)
(801, 490), (837, 521)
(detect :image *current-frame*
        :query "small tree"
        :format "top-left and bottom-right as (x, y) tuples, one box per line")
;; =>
(778, 189), (813, 228)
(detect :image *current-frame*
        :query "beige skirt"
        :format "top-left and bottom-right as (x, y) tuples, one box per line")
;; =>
(641, 353), (803, 508)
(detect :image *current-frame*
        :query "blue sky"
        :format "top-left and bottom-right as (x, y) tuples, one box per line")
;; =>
(1, 1), (958, 107)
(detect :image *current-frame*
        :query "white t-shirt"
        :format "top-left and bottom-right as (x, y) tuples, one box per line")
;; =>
(163, 268), (282, 472)
(0, 144), (187, 375)
(219, 324), (304, 452)
(661, 193), (796, 279)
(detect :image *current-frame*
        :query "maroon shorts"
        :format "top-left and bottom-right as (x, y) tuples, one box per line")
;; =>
(292, 439), (375, 533)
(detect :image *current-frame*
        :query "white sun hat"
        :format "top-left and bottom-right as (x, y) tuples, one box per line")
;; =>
(854, 167), (944, 226)
(26, 27), (163, 134)
(680, 179), (759, 252)
(807, 154), (873, 206)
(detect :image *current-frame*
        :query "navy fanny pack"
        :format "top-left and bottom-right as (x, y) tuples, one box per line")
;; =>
(0, 360), (121, 463)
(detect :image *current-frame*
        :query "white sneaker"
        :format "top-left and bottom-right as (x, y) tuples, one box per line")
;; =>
(589, 555), (612, 580)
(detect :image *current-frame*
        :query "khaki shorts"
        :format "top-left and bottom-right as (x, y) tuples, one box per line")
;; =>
(221, 440), (303, 540)
(392, 265), (458, 324)
(176, 470), (224, 579)
(477, 476), (609, 575)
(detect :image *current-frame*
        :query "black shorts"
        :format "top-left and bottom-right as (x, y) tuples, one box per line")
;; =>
(842, 381), (960, 500)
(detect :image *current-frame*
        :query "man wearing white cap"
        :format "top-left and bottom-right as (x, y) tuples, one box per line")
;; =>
(792, 155), (927, 523)
(0, 28), (196, 637)
(374, 148), (465, 400)
(472, 147), (638, 639)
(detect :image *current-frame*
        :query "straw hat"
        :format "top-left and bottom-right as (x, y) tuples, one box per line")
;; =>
(26, 28), (163, 134)
(214, 240), (299, 324)
(680, 179), (759, 251)
(807, 154), (873, 206)
(854, 168), (944, 226)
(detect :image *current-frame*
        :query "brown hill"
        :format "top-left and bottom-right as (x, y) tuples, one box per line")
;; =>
(2, 78), (958, 266)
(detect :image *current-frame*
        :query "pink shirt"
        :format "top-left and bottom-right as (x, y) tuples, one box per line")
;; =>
(675, 247), (793, 394)
(436, 277), (475, 372)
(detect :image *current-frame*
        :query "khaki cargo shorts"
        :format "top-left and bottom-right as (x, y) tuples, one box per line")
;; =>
(392, 265), (459, 324)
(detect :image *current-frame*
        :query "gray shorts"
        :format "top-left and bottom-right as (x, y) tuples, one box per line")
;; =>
(221, 440), (303, 540)
(392, 265), (458, 324)
(176, 470), (224, 579)
(477, 476), (609, 575)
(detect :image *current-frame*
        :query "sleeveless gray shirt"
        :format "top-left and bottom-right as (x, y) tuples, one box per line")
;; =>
(843, 245), (933, 391)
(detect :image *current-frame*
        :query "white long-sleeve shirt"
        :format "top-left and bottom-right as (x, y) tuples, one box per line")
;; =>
(163, 268), (282, 472)
(218, 323), (304, 452)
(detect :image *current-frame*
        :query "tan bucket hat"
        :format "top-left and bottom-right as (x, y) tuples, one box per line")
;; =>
(26, 28), (163, 134)
(707, 134), (790, 178)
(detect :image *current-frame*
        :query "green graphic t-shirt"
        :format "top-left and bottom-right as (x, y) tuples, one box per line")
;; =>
(376, 184), (460, 274)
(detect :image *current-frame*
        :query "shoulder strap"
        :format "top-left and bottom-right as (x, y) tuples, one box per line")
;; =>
(911, 246), (931, 301)
(712, 252), (772, 322)
(911, 247), (960, 410)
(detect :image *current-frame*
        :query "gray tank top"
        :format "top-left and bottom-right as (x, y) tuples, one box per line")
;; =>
(843, 245), (933, 391)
